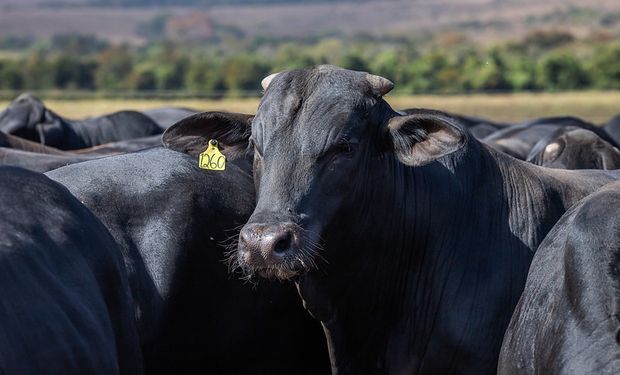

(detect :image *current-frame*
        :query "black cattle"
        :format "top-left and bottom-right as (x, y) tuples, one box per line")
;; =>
(0, 93), (162, 149)
(163, 65), (620, 374)
(143, 107), (198, 130)
(69, 135), (162, 156)
(526, 128), (620, 170)
(451, 113), (508, 139)
(0, 132), (161, 172)
(0, 135), (162, 172)
(0, 129), (67, 154)
(400, 109), (508, 139)
(484, 116), (617, 160)
(0, 147), (99, 172)
(604, 114), (620, 146)
(499, 181), (620, 374)
(0, 167), (142, 374)
(0, 130), (160, 156)
(47, 145), (330, 375)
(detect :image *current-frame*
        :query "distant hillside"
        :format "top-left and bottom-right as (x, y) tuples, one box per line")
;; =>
(89, 0), (363, 5)
(0, 0), (619, 44)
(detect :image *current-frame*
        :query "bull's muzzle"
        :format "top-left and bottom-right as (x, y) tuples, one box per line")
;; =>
(238, 222), (300, 268)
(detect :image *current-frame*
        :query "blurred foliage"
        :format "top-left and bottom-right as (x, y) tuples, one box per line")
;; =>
(0, 30), (619, 94)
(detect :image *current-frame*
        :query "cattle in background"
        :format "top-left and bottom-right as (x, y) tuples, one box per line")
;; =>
(0, 167), (142, 374)
(143, 107), (198, 130)
(0, 148), (98, 172)
(0, 130), (160, 156)
(401, 109), (509, 139)
(0, 131), (162, 172)
(0, 93), (162, 149)
(527, 128), (620, 170)
(69, 135), (162, 156)
(604, 114), (620, 146)
(47, 143), (330, 375)
(164, 65), (620, 374)
(450, 113), (509, 138)
(499, 181), (620, 374)
(484, 116), (617, 160)
(0, 129), (67, 154)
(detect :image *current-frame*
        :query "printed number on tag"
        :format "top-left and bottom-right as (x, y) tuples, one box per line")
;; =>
(199, 139), (226, 171)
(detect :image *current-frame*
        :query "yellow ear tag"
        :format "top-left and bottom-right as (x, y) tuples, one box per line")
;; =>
(199, 139), (226, 171)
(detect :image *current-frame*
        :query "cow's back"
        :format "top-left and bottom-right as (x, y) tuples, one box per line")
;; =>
(47, 148), (330, 374)
(0, 167), (141, 374)
(76, 111), (162, 147)
(499, 181), (620, 374)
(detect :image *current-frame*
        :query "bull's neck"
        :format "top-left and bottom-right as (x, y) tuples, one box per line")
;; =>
(299, 140), (595, 374)
(39, 110), (90, 149)
(62, 120), (95, 148)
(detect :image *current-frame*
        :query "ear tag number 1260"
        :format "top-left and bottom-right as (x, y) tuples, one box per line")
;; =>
(199, 139), (226, 171)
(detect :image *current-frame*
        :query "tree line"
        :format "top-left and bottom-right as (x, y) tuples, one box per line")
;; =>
(0, 31), (618, 95)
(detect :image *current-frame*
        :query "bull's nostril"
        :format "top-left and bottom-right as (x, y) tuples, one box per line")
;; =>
(273, 233), (292, 254)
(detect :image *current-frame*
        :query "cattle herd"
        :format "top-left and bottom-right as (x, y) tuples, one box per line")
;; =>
(1, 65), (620, 374)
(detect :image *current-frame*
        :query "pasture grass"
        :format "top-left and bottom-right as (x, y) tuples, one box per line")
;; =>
(1, 91), (618, 124)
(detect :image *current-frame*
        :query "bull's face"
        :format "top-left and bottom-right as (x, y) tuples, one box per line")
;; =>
(237, 67), (393, 279)
(162, 65), (466, 281)
(239, 66), (466, 280)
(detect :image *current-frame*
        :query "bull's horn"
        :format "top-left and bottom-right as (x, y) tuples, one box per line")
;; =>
(366, 74), (394, 97)
(261, 73), (279, 90)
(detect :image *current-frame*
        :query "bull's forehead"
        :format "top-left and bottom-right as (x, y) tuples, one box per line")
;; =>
(253, 67), (374, 154)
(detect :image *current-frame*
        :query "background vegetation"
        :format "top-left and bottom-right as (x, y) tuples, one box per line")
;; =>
(0, 30), (619, 97)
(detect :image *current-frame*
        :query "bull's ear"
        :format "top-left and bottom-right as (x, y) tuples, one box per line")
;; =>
(387, 113), (466, 166)
(162, 111), (253, 159)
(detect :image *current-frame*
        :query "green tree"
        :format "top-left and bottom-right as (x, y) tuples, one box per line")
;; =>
(157, 58), (189, 90)
(272, 43), (316, 70)
(23, 52), (54, 89)
(185, 57), (225, 94)
(128, 67), (158, 91)
(95, 46), (134, 90)
(220, 54), (269, 94)
(338, 53), (368, 72)
(370, 50), (399, 82)
(457, 50), (482, 91)
(403, 51), (452, 93)
(536, 52), (589, 90)
(470, 49), (511, 91)
(505, 55), (537, 90)
(51, 55), (96, 89)
(0, 62), (25, 90)
(589, 44), (620, 89)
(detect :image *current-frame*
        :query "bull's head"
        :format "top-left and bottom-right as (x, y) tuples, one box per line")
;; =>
(164, 65), (467, 280)
(0, 93), (62, 144)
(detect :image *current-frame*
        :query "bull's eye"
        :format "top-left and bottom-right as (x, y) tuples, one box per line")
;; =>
(320, 141), (356, 171)
(340, 142), (353, 156)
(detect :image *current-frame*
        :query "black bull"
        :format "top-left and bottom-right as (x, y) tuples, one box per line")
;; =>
(0, 93), (162, 149)
(164, 65), (620, 374)
(499, 181), (620, 374)
(0, 167), (142, 374)
(526, 128), (620, 170)
(47, 147), (330, 374)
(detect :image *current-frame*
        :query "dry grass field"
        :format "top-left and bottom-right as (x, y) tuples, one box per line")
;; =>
(3, 92), (617, 124)
(387, 92), (620, 124)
